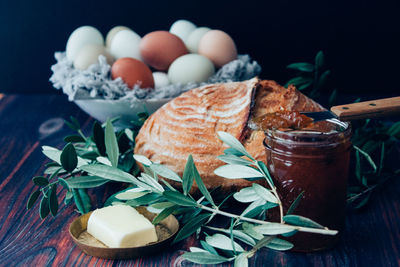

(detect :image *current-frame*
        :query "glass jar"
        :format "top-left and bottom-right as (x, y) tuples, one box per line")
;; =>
(264, 120), (352, 252)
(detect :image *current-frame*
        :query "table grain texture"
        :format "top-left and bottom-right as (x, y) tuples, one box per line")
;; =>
(0, 94), (399, 267)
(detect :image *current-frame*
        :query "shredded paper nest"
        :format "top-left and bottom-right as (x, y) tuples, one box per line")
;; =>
(50, 52), (261, 103)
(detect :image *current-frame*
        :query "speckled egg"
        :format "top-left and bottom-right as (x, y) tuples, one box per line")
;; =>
(111, 58), (154, 89)
(73, 44), (114, 70)
(168, 54), (215, 84)
(140, 31), (188, 71)
(198, 30), (237, 68)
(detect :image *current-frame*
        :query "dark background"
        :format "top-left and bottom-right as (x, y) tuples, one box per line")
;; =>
(0, 0), (399, 96)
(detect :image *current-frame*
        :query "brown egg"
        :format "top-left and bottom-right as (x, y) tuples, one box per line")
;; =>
(111, 58), (154, 89)
(140, 31), (188, 71)
(198, 30), (237, 68)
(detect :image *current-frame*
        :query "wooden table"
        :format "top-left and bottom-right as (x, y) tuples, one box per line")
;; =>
(0, 94), (399, 267)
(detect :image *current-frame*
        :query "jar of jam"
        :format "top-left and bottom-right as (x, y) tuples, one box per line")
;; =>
(263, 119), (352, 252)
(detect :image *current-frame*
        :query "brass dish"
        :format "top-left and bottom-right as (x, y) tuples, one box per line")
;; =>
(69, 206), (179, 259)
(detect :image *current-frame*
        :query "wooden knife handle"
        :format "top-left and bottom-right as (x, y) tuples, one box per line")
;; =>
(331, 96), (400, 121)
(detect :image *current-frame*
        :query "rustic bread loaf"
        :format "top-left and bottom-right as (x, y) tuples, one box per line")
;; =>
(134, 78), (323, 192)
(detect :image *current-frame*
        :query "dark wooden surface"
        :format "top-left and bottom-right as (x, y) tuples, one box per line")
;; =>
(0, 94), (399, 267)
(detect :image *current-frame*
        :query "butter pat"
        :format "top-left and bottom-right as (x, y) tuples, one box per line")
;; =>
(87, 205), (158, 248)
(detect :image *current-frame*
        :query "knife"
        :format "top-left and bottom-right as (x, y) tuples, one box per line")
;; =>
(302, 96), (400, 122)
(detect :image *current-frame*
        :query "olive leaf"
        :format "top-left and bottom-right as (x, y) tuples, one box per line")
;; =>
(152, 205), (177, 225)
(217, 131), (254, 160)
(92, 121), (106, 156)
(32, 176), (49, 186)
(315, 51), (325, 70)
(287, 191), (304, 215)
(105, 119), (119, 167)
(217, 154), (252, 166)
(27, 190), (40, 210)
(173, 213), (211, 243)
(60, 143), (78, 173)
(283, 215), (324, 229)
(133, 154), (152, 166)
(64, 135), (85, 143)
(163, 191), (198, 207)
(39, 195), (50, 219)
(214, 165), (262, 179)
(182, 155), (195, 195)
(116, 190), (149, 201)
(73, 189), (91, 214)
(200, 240), (219, 255)
(206, 233), (244, 252)
(252, 223), (294, 235)
(187, 155), (215, 206)
(49, 184), (58, 216)
(286, 62), (314, 72)
(234, 187), (262, 203)
(224, 148), (245, 157)
(206, 226), (256, 246)
(65, 176), (109, 188)
(252, 183), (278, 203)
(234, 253), (249, 267)
(265, 238), (294, 251)
(79, 164), (137, 184)
(150, 163), (182, 182)
(182, 252), (230, 265)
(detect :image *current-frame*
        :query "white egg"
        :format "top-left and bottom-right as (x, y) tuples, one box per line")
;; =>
(66, 26), (104, 61)
(152, 72), (170, 88)
(168, 54), (215, 84)
(169, 20), (196, 42)
(186, 27), (211, 53)
(106, 26), (132, 48)
(110, 30), (141, 60)
(73, 44), (114, 70)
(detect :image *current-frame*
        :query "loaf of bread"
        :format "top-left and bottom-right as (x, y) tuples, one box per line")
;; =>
(134, 78), (323, 192)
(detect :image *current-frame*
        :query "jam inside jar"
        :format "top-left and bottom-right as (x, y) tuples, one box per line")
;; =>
(264, 119), (352, 252)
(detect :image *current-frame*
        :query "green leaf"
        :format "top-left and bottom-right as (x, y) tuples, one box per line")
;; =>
(388, 121), (400, 137)
(182, 252), (230, 265)
(298, 81), (313, 91)
(217, 154), (252, 165)
(150, 201), (175, 210)
(317, 70), (331, 89)
(63, 135), (85, 143)
(256, 161), (274, 186)
(116, 189), (148, 200)
(70, 116), (81, 129)
(64, 190), (73, 205)
(42, 146), (88, 167)
(252, 183), (278, 203)
(152, 205), (177, 225)
(65, 176), (108, 188)
(182, 155), (195, 195)
(283, 215), (324, 229)
(315, 51), (325, 70)
(253, 223), (294, 235)
(126, 193), (161, 207)
(217, 131), (254, 160)
(354, 145), (377, 171)
(133, 154), (152, 166)
(49, 184), (58, 216)
(173, 213), (211, 243)
(64, 118), (79, 131)
(60, 143), (78, 173)
(138, 173), (164, 192)
(286, 62), (314, 72)
(189, 156), (215, 206)
(150, 163), (182, 182)
(214, 165), (262, 179)
(32, 176), (49, 186)
(105, 119), (119, 167)
(200, 240), (219, 255)
(27, 190), (40, 210)
(92, 121), (106, 156)
(163, 191), (198, 207)
(124, 128), (134, 141)
(73, 189), (91, 214)
(224, 148), (245, 157)
(206, 226), (256, 246)
(39, 195), (50, 219)
(242, 222), (264, 240)
(58, 178), (69, 190)
(287, 191), (304, 215)
(234, 187), (261, 203)
(206, 233), (244, 252)
(79, 164), (137, 184)
(234, 253), (249, 267)
(241, 198), (266, 218)
(328, 89), (338, 107)
(265, 238), (294, 251)
(285, 76), (313, 87)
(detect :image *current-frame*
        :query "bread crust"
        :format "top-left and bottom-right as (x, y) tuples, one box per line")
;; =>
(134, 78), (323, 193)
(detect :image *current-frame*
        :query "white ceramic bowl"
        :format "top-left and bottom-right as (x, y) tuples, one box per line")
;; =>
(74, 98), (171, 129)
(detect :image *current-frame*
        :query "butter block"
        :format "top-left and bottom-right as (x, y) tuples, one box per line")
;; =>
(87, 205), (158, 248)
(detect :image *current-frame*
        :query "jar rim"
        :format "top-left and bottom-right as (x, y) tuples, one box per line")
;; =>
(264, 119), (352, 146)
